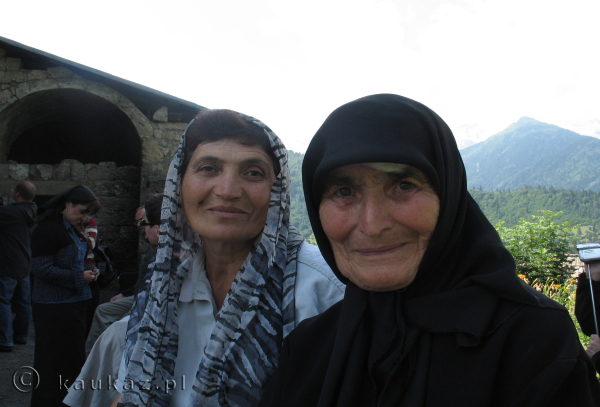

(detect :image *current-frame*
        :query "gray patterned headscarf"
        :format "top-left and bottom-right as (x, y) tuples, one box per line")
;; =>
(119, 111), (304, 407)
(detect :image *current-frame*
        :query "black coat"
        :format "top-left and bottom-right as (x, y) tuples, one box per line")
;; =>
(0, 201), (37, 278)
(576, 272), (600, 337)
(260, 296), (600, 407)
(575, 272), (600, 370)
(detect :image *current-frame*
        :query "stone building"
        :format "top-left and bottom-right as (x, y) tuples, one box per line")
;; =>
(0, 36), (205, 273)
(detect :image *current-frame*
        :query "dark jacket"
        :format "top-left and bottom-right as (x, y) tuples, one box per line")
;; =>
(575, 272), (600, 371)
(259, 296), (600, 407)
(0, 201), (37, 278)
(31, 218), (90, 303)
(576, 272), (600, 337)
(121, 246), (157, 297)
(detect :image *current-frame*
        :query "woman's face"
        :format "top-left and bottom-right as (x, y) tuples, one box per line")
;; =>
(181, 139), (276, 246)
(62, 202), (92, 226)
(319, 163), (439, 291)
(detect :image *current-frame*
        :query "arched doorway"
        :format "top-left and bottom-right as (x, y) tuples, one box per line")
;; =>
(0, 88), (143, 277)
(3, 89), (141, 166)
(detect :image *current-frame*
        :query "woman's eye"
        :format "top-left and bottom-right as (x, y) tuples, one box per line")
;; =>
(333, 187), (354, 198)
(396, 181), (415, 192)
(198, 165), (217, 173)
(246, 170), (265, 178)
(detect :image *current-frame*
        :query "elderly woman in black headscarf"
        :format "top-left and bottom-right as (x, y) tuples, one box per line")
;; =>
(30, 185), (101, 407)
(258, 94), (600, 407)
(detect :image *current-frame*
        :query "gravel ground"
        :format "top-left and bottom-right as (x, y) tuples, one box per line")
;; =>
(0, 290), (118, 407)
(0, 325), (35, 407)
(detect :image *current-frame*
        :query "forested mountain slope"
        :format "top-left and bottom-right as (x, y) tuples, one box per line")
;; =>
(288, 150), (600, 242)
(461, 117), (600, 191)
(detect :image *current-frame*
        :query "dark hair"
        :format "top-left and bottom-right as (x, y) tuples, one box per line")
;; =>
(37, 185), (101, 222)
(15, 180), (36, 201)
(74, 197), (101, 216)
(181, 109), (279, 176)
(144, 194), (165, 226)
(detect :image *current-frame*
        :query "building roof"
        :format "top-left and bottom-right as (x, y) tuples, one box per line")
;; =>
(0, 36), (206, 122)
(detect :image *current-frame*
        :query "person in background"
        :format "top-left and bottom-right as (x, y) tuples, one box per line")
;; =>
(79, 216), (100, 338)
(82, 217), (98, 268)
(64, 195), (163, 407)
(259, 94), (600, 407)
(133, 205), (145, 236)
(30, 185), (101, 407)
(85, 205), (151, 354)
(115, 206), (147, 294)
(0, 180), (37, 352)
(575, 261), (600, 369)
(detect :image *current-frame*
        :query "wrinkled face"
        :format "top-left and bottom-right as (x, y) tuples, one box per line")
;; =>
(319, 163), (439, 291)
(181, 139), (276, 246)
(62, 202), (92, 226)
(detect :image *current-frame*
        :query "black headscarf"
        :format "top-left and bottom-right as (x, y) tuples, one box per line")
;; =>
(302, 94), (562, 406)
(38, 186), (97, 221)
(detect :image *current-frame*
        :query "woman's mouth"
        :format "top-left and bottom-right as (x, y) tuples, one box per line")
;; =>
(207, 205), (247, 219)
(353, 243), (406, 256)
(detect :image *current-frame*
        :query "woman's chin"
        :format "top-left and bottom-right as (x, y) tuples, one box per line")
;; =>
(200, 231), (260, 247)
(346, 269), (418, 292)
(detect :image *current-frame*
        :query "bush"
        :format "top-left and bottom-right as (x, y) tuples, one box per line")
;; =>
(496, 210), (578, 281)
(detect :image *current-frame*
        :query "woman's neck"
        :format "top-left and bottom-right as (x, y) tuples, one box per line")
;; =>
(203, 240), (254, 310)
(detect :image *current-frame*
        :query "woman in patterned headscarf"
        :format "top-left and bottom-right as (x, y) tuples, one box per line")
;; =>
(114, 109), (344, 407)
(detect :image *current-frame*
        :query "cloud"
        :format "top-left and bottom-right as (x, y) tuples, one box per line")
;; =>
(1, 0), (599, 150)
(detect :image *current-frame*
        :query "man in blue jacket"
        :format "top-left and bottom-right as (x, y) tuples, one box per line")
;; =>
(0, 180), (37, 352)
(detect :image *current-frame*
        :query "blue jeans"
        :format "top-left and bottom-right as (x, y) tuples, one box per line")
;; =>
(0, 275), (31, 347)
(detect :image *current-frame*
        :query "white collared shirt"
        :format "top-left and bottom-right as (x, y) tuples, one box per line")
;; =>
(116, 242), (345, 406)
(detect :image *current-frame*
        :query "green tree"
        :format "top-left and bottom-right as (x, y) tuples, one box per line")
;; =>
(496, 210), (578, 281)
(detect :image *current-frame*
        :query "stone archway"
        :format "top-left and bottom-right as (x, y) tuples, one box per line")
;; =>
(0, 51), (195, 277)
(0, 76), (156, 275)
(3, 88), (142, 166)
(0, 71), (155, 162)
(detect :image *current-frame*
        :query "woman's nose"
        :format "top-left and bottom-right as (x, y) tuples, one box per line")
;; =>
(214, 172), (243, 199)
(357, 193), (393, 237)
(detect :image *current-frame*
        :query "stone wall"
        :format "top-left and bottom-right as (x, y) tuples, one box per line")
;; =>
(142, 120), (187, 201)
(0, 44), (198, 273)
(0, 45), (191, 203)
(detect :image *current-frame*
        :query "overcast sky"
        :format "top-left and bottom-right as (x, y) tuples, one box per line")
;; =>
(2, 0), (599, 151)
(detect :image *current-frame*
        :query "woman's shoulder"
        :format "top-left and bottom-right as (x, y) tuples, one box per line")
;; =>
(498, 291), (570, 328)
(32, 218), (71, 255)
(285, 301), (343, 367)
(487, 299), (599, 405)
(491, 298), (582, 361)
(489, 294), (570, 331)
(291, 300), (344, 339)
(297, 242), (345, 292)
(292, 243), (345, 327)
(34, 218), (65, 234)
(483, 282), (572, 341)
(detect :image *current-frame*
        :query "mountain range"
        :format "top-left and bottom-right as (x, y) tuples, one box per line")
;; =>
(460, 117), (600, 191)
